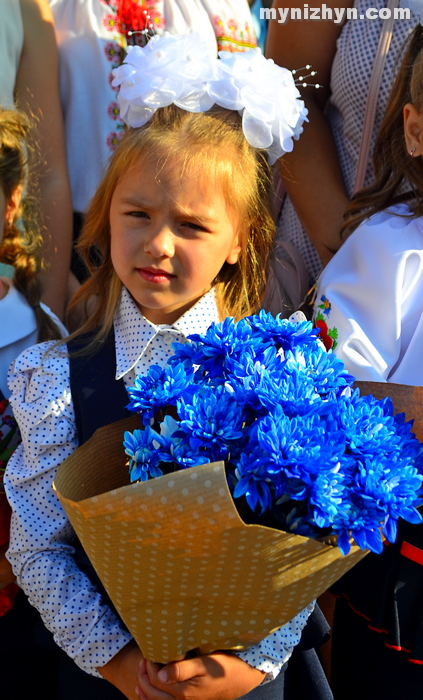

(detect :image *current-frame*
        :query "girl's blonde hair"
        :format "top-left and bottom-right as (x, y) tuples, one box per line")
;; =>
(341, 26), (423, 237)
(67, 104), (275, 348)
(0, 108), (61, 342)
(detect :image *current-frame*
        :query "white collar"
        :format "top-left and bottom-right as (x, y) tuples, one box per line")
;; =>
(113, 286), (219, 380)
(0, 279), (37, 348)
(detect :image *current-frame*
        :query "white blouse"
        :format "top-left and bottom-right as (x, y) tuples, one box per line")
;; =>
(0, 278), (66, 398)
(314, 204), (423, 384)
(5, 286), (311, 679)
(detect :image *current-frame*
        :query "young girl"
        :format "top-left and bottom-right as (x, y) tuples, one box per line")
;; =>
(313, 23), (423, 700)
(4, 34), (329, 700)
(0, 107), (65, 697)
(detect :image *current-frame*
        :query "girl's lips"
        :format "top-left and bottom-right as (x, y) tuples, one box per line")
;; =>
(138, 268), (175, 284)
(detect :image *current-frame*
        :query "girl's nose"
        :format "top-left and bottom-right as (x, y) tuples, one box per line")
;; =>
(144, 226), (175, 258)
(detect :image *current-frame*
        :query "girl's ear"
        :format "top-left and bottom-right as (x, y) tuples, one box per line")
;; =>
(404, 103), (423, 156)
(5, 185), (23, 225)
(225, 235), (242, 265)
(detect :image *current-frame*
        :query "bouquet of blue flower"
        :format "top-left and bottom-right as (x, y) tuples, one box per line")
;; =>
(124, 312), (423, 556)
(53, 313), (423, 664)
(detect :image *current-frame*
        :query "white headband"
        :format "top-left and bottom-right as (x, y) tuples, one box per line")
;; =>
(112, 32), (308, 165)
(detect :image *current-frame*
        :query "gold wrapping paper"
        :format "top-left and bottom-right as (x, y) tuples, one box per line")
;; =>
(53, 415), (367, 663)
(355, 381), (423, 441)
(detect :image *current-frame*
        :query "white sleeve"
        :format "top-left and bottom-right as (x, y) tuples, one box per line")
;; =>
(4, 342), (132, 676)
(40, 301), (68, 338)
(313, 213), (423, 382)
(234, 603), (314, 680)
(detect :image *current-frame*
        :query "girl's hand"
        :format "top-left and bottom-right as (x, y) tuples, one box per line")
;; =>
(136, 653), (266, 700)
(98, 640), (144, 700)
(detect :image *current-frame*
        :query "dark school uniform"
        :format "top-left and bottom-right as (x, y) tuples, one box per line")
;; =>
(330, 518), (423, 700)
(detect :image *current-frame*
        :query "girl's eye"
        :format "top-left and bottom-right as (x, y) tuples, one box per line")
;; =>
(182, 221), (207, 232)
(127, 210), (148, 218)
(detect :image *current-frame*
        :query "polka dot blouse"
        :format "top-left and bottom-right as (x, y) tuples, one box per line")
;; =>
(5, 287), (312, 678)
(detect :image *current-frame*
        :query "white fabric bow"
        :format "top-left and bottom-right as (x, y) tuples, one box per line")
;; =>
(112, 32), (307, 164)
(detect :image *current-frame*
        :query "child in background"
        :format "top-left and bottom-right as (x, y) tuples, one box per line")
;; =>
(4, 34), (329, 700)
(0, 108), (65, 697)
(314, 23), (423, 700)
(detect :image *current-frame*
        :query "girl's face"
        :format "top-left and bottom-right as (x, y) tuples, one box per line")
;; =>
(110, 157), (242, 324)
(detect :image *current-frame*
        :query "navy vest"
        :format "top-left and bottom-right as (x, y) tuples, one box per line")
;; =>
(69, 328), (132, 444)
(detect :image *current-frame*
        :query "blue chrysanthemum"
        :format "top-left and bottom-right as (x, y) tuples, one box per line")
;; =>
(126, 363), (194, 425)
(248, 310), (321, 351)
(176, 384), (245, 462)
(123, 312), (423, 555)
(124, 427), (170, 482)
(284, 345), (355, 395)
(233, 446), (274, 514)
(177, 317), (256, 379)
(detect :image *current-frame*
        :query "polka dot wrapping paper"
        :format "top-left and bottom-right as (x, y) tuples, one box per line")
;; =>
(356, 381), (423, 442)
(53, 413), (370, 663)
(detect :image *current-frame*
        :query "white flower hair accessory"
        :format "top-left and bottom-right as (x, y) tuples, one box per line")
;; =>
(112, 32), (308, 164)
(210, 48), (308, 164)
(112, 33), (217, 128)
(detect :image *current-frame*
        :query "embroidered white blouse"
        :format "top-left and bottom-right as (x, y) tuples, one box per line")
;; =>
(5, 286), (312, 679)
(314, 204), (423, 384)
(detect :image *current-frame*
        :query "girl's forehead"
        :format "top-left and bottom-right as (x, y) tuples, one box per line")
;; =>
(130, 151), (220, 178)
(119, 153), (232, 198)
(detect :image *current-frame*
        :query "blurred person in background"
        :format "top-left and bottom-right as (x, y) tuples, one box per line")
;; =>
(265, 0), (418, 311)
(0, 0), (72, 320)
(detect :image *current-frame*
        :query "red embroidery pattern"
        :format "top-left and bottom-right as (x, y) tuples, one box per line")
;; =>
(103, 13), (119, 30)
(116, 0), (165, 41)
(106, 132), (120, 149)
(107, 101), (121, 120)
(212, 15), (256, 52)
(102, 0), (165, 152)
(104, 41), (122, 61)
(314, 295), (338, 351)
